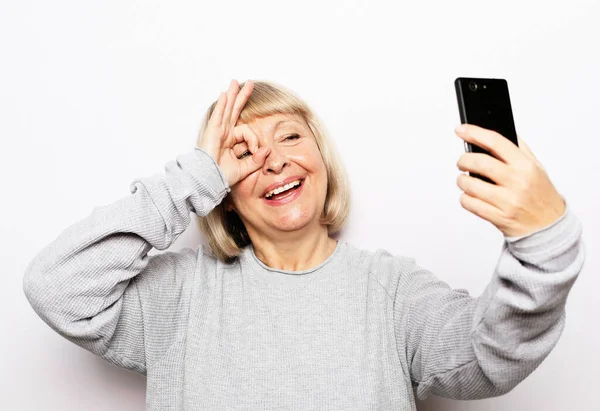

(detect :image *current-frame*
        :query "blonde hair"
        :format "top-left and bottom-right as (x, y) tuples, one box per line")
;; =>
(195, 80), (351, 262)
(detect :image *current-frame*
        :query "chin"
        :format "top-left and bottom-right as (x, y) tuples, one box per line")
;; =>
(270, 207), (317, 232)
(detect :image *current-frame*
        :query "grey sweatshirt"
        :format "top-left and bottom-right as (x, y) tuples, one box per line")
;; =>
(23, 147), (585, 411)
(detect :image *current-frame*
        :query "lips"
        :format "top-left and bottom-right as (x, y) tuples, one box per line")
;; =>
(261, 175), (305, 198)
(263, 178), (305, 206)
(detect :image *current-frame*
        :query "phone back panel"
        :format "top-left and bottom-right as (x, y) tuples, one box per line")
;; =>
(455, 77), (519, 153)
(455, 77), (519, 183)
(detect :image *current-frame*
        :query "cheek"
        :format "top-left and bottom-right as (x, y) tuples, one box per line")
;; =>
(230, 175), (258, 208)
(234, 182), (253, 198)
(308, 149), (327, 184)
(293, 144), (326, 173)
(294, 147), (327, 194)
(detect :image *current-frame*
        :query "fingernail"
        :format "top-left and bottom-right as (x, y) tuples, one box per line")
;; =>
(455, 124), (467, 133)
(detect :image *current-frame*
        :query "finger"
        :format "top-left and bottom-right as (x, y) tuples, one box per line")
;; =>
(238, 147), (271, 178)
(517, 136), (541, 166)
(230, 80), (254, 125)
(232, 141), (249, 159)
(456, 173), (509, 209)
(459, 192), (502, 224)
(230, 124), (260, 153)
(457, 152), (512, 185)
(455, 124), (524, 166)
(222, 79), (240, 125)
(210, 92), (227, 125)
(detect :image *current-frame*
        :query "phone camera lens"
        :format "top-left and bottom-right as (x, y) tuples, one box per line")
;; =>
(469, 81), (478, 91)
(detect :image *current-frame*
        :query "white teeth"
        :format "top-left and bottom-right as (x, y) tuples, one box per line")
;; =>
(265, 180), (302, 198)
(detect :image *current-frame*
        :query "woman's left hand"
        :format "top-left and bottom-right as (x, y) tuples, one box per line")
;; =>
(455, 124), (566, 237)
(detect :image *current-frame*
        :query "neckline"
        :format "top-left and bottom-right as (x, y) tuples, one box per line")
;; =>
(248, 240), (343, 275)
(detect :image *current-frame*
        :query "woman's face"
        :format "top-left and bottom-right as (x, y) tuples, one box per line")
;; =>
(227, 113), (328, 238)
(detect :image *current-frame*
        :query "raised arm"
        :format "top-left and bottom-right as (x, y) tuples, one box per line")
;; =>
(393, 204), (584, 399)
(22, 79), (269, 374)
(22, 147), (230, 374)
(392, 124), (585, 399)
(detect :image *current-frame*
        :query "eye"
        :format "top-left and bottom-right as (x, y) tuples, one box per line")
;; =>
(237, 150), (251, 159)
(285, 134), (300, 141)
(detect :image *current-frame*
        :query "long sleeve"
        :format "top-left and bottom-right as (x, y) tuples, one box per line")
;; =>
(22, 148), (229, 375)
(391, 204), (584, 400)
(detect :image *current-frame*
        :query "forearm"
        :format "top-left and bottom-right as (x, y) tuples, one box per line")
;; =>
(413, 205), (584, 399)
(472, 204), (584, 386)
(22, 149), (228, 349)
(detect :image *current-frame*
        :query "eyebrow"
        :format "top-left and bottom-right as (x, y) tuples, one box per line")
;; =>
(271, 119), (301, 133)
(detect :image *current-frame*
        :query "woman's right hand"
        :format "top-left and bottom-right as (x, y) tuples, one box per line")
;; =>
(196, 79), (271, 187)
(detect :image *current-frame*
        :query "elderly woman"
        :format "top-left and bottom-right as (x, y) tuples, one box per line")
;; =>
(23, 80), (584, 410)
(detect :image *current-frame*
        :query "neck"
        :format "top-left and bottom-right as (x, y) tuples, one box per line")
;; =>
(248, 223), (337, 271)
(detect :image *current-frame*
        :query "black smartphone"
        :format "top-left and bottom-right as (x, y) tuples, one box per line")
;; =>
(454, 77), (519, 184)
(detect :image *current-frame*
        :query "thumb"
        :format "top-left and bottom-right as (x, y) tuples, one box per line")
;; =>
(239, 147), (271, 177)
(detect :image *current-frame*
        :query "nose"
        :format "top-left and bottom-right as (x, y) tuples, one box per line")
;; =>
(262, 144), (289, 174)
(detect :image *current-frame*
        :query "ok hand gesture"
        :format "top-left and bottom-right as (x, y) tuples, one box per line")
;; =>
(196, 80), (271, 187)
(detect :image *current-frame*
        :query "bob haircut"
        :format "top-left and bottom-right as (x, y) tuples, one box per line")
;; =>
(195, 80), (351, 262)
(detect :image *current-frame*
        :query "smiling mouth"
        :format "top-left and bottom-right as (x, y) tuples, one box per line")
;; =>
(264, 179), (304, 200)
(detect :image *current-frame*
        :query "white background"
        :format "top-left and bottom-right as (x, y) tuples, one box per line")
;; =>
(1, 0), (598, 410)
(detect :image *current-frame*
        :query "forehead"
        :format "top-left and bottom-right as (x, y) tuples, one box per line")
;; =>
(241, 113), (307, 133)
